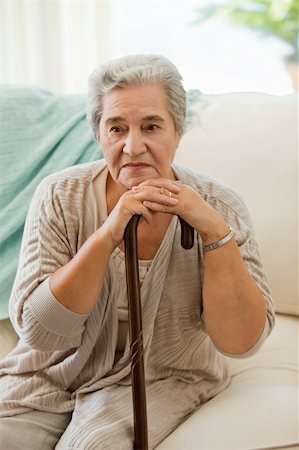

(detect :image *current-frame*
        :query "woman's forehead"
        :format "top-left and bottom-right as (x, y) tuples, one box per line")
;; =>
(101, 84), (170, 118)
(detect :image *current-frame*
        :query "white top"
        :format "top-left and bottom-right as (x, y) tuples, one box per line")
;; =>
(113, 246), (151, 354)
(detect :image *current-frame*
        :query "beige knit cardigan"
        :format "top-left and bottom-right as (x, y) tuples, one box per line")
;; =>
(0, 160), (275, 449)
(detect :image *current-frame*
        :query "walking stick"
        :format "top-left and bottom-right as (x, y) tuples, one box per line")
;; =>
(124, 214), (194, 450)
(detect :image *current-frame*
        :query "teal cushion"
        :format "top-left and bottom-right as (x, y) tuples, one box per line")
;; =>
(0, 85), (101, 319)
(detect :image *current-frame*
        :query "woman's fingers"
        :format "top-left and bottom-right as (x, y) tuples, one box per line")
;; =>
(105, 178), (184, 247)
(133, 182), (200, 223)
(103, 195), (154, 247)
(131, 185), (179, 207)
(142, 200), (176, 212)
(136, 178), (182, 194)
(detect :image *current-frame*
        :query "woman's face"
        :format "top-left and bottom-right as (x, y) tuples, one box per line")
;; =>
(98, 84), (181, 191)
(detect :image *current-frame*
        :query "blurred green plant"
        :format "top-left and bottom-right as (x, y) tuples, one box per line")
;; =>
(193, 0), (299, 63)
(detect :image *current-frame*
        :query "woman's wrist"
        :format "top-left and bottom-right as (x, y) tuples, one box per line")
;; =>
(95, 224), (117, 254)
(197, 221), (230, 246)
(203, 226), (234, 252)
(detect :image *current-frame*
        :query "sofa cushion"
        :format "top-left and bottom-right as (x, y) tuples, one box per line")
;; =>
(0, 85), (101, 320)
(0, 319), (18, 359)
(176, 92), (298, 316)
(157, 314), (299, 449)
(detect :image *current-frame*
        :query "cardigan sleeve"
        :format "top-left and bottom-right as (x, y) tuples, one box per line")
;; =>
(9, 175), (90, 352)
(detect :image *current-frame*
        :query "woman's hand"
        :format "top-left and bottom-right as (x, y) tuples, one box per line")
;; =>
(100, 179), (181, 249)
(133, 178), (229, 245)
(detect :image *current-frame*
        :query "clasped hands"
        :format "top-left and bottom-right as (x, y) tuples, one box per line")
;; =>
(101, 177), (229, 249)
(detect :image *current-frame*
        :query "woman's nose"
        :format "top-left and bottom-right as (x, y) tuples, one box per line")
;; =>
(123, 131), (146, 156)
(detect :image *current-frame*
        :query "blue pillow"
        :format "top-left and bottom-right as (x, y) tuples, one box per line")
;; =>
(0, 85), (101, 319)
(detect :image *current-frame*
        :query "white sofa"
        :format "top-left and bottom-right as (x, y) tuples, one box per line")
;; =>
(0, 91), (298, 449)
(157, 91), (299, 450)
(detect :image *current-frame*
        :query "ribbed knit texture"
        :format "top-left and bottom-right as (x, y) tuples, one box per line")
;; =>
(0, 160), (275, 449)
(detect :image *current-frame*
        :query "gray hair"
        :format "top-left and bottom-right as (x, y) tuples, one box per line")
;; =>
(86, 54), (186, 138)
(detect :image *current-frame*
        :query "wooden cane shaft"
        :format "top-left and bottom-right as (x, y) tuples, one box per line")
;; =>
(179, 216), (194, 249)
(124, 215), (194, 450)
(124, 215), (148, 450)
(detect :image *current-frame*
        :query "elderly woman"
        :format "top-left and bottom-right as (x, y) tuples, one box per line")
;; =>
(0, 54), (274, 449)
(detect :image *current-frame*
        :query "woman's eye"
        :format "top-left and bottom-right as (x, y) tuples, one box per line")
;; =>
(146, 124), (159, 131)
(110, 126), (122, 133)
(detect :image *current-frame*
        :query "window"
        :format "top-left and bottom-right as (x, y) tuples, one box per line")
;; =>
(109, 1), (294, 95)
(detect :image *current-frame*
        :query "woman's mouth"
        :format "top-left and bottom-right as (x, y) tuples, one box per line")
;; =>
(123, 163), (150, 169)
